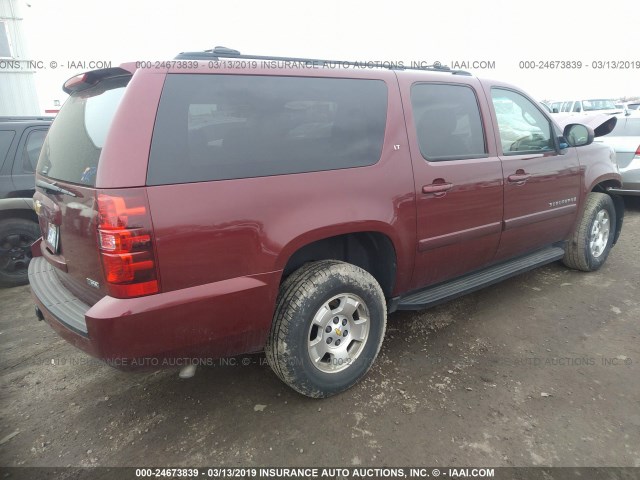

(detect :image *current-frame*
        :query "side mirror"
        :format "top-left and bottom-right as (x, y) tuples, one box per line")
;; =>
(563, 123), (594, 147)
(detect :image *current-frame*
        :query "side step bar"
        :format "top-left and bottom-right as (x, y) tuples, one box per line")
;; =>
(395, 246), (565, 311)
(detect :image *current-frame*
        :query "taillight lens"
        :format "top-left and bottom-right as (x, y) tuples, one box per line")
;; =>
(97, 189), (159, 298)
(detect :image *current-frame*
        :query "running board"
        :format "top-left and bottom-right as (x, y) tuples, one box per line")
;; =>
(395, 246), (565, 311)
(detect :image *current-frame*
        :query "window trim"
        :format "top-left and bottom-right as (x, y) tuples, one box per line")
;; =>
(490, 86), (559, 157)
(410, 82), (489, 163)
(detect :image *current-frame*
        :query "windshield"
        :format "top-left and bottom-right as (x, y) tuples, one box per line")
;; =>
(37, 75), (130, 186)
(582, 99), (617, 111)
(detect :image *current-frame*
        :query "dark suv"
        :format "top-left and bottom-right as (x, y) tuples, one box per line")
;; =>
(0, 117), (52, 287)
(29, 48), (623, 397)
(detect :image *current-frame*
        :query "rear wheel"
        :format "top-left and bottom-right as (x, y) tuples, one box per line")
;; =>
(563, 192), (616, 272)
(0, 218), (41, 287)
(266, 260), (386, 398)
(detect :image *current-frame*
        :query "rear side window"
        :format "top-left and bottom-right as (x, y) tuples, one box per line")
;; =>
(410, 83), (487, 161)
(147, 74), (388, 185)
(0, 130), (15, 167)
(37, 76), (129, 186)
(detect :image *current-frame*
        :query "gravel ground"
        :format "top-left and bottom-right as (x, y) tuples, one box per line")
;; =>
(1, 199), (639, 469)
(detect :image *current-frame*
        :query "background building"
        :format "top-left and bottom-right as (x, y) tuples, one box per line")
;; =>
(0, 0), (40, 116)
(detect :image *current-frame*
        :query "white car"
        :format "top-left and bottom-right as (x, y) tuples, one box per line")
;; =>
(595, 115), (640, 196)
(549, 99), (624, 115)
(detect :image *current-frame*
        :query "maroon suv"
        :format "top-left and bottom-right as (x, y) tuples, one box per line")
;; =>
(29, 48), (623, 397)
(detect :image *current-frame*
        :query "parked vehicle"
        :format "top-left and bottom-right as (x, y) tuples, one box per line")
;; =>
(550, 99), (623, 115)
(596, 116), (640, 195)
(29, 48), (623, 397)
(0, 117), (52, 287)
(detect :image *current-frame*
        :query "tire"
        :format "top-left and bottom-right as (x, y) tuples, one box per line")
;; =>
(563, 192), (616, 272)
(265, 260), (387, 398)
(0, 218), (41, 288)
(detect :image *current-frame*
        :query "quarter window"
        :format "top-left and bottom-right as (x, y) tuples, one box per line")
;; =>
(491, 89), (554, 155)
(147, 75), (388, 185)
(410, 83), (487, 161)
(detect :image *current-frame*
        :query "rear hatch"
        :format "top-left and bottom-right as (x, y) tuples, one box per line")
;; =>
(34, 69), (159, 305)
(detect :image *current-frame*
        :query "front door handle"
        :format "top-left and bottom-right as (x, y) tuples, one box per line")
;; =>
(422, 182), (453, 194)
(508, 171), (531, 184)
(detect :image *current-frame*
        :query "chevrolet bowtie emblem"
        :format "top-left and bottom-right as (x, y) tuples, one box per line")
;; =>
(34, 199), (42, 215)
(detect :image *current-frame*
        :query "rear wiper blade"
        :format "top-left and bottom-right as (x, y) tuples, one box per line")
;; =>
(36, 179), (77, 197)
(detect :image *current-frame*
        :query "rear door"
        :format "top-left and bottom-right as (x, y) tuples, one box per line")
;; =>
(483, 83), (581, 261)
(397, 74), (504, 290)
(34, 74), (131, 305)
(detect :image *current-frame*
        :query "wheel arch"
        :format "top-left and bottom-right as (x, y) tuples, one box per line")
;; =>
(591, 180), (624, 245)
(0, 204), (38, 224)
(277, 226), (399, 299)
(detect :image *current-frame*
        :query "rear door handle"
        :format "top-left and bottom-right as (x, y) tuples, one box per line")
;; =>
(422, 182), (453, 194)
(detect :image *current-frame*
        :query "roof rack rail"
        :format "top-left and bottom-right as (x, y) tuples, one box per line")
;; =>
(175, 46), (472, 76)
(0, 116), (55, 122)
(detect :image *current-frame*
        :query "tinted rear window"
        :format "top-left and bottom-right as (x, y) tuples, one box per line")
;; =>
(147, 74), (388, 185)
(37, 76), (129, 186)
(411, 83), (487, 161)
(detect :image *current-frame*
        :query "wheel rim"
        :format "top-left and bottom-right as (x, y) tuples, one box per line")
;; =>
(307, 293), (370, 373)
(0, 232), (36, 278)
(589, 209), (610, 258)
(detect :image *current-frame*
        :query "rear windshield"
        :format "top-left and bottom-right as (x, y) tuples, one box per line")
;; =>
(611, 118), (640, 136)
(37, 76), (129, 186)
(147, 74), (388, 185)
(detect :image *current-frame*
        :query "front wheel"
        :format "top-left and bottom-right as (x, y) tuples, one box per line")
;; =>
(265, 260), (387, 398)
(563, 192), (616, 272)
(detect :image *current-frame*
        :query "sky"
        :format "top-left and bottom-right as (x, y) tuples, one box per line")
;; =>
(16, 0), (640, 112)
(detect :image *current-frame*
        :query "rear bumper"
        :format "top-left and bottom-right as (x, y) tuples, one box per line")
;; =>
(612, 158), (640, 195)
(29, 257), (280, 369)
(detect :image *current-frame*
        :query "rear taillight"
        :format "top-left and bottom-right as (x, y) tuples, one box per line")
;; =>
(636, 145), (640, 157)
(97, 189), (159, 298)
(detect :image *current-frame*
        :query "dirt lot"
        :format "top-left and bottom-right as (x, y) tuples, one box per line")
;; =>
(1, 200), (639, 469)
